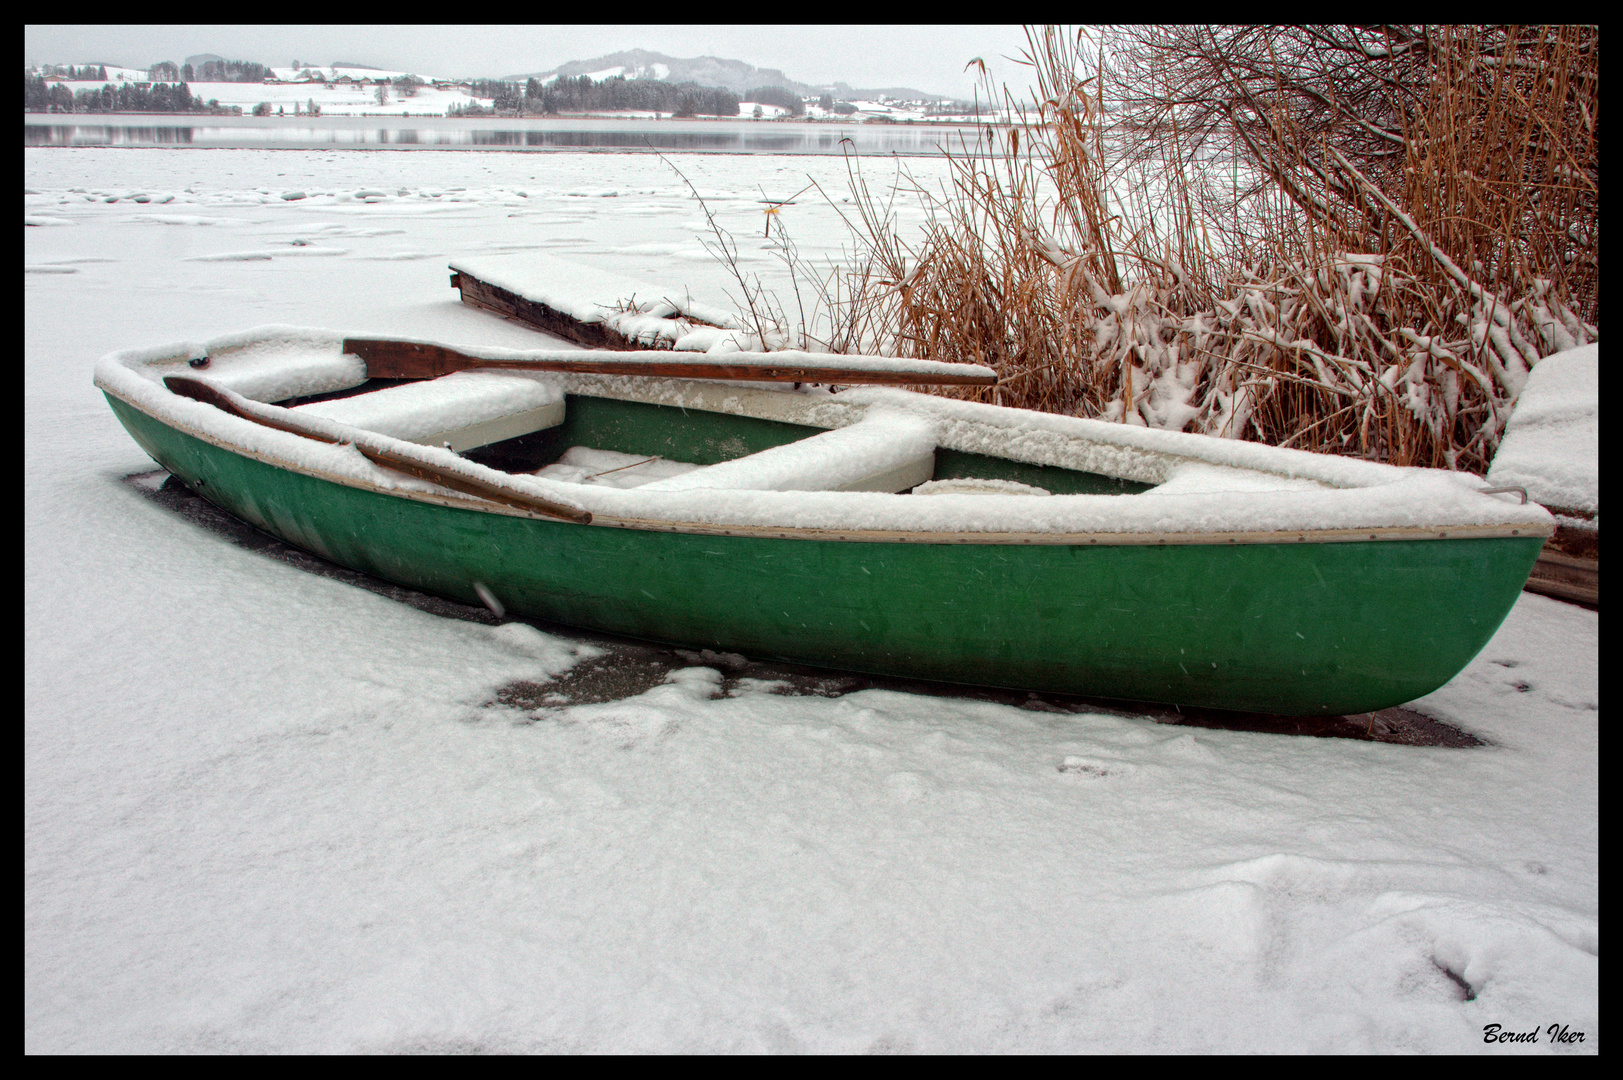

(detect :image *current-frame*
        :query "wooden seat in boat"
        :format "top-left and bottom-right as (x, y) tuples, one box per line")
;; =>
(291, 371), (565, 452)
(638, 412), (936, 494)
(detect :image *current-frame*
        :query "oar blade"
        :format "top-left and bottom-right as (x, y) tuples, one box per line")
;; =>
(344, 338), (475, 379)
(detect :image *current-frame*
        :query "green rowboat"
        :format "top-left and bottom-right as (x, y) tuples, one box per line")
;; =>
(96, 326), (1552, 715)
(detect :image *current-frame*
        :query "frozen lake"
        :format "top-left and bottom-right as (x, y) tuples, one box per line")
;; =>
(25, 146), (1597, 1053)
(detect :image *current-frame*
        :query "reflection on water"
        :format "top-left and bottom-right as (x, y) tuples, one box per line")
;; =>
(24, 117), (985, 156)
(29, 125), (199, 145)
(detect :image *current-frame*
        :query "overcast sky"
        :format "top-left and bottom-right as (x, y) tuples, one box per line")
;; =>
(23, 24), (1039, 99)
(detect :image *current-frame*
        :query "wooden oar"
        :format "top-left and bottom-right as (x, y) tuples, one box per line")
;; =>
(163, 375), (593, 525)
(343, 337), (1000, 386)
(348, 443), (592, 524)
(166, 374), (343, 443)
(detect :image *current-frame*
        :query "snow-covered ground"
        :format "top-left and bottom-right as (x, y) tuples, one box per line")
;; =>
(25, 147), (1597, 1053)
(34, 75), (483, 117)
(32, 70), (978, 122)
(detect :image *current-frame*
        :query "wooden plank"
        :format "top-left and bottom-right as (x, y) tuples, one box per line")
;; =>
(1521, 524), (1598, 608)
(446, 268), (1000, 386)
(1524, 548), (1598, 608)
(1545, 522), (1599, 560)
(452, 271), (634, 351)
(1535, 548), (1600, 572)
(344, 336), (1001, 387)
(1523, 574), (1598, 607)
(584, 514), (1545, 547)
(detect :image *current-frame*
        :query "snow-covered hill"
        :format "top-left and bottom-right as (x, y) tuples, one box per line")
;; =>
(508, 48), (956, 105)
(26, 52), (981, 120)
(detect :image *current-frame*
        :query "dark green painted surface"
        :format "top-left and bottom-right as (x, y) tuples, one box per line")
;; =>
(930, 448), (1155, 495)
(506, 393), (827, 469)
(457, 394), (1153, 493)
(109, 392), (1543, 714)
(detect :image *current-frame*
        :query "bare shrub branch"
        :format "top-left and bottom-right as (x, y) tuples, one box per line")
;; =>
(783, 24), (1599, 473)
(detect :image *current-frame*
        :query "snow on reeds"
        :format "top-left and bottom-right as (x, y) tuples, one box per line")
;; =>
(774, 26), (1597, 474)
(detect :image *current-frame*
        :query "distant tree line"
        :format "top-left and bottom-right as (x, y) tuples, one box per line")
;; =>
(23, 74), (232, 114)
(178, 59), (272, 83)
(37, 64), (109, 81)
(741, 86), (804, 116)
(453, 75), (741, 117)
(467, 78), (520, 107)
(253, 99), (322, 116)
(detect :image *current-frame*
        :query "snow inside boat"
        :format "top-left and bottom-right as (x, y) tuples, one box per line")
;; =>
(96, 325), (1554, 715)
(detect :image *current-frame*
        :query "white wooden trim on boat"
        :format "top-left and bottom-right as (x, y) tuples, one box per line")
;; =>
(101, 381), (1550, 547)
(583, 516), (1549, 546)
(97, 329), (1556, 549)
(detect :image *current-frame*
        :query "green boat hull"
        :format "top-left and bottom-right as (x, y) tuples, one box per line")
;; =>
(108, 393), (1542, 715)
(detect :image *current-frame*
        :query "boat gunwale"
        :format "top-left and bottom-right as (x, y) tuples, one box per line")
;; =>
(97, 378), (1553, 548)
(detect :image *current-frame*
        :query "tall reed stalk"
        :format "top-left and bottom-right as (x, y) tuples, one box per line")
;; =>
(802, 25), (1597, 473)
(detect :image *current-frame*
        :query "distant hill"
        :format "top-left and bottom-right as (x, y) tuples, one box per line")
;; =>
(31, 44), (963, 105)
(505, 49), (954, 103)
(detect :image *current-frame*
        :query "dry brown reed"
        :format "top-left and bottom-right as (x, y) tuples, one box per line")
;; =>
(803, 25), (1597, 473)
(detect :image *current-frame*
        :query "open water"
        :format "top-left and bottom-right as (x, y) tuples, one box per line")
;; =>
(24, 115), (988, 156)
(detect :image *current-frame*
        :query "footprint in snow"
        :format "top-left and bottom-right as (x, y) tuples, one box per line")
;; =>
(1058, 755), (1134, 778)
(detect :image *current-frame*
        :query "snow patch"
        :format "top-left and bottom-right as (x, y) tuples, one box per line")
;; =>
(1487, 344), (1598, 515)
